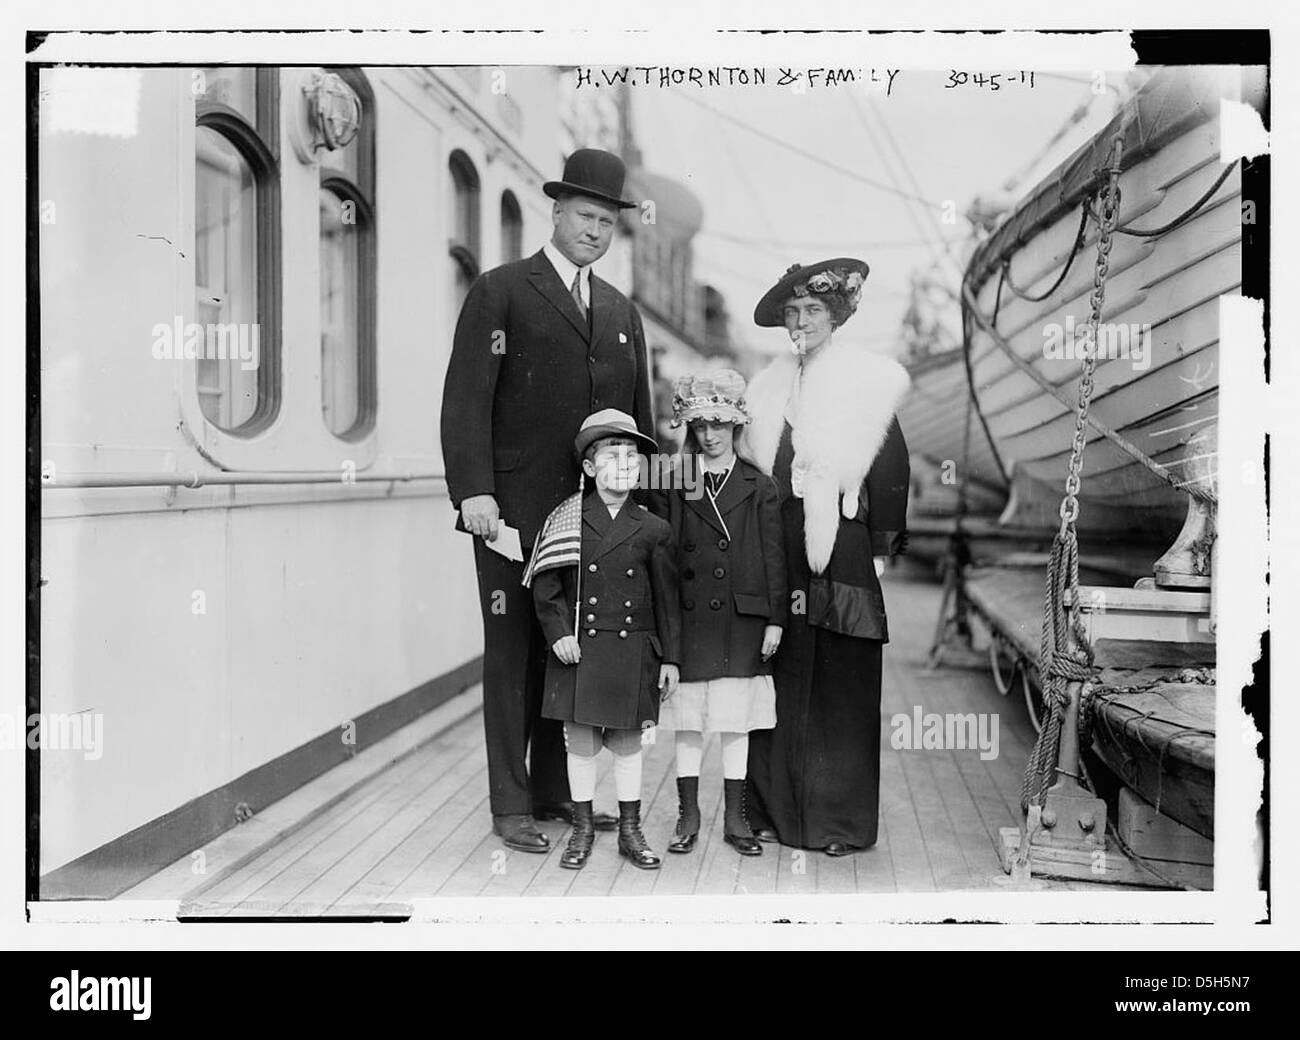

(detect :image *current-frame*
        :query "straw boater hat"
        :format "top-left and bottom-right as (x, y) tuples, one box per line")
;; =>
(753, 257), (870, 328)
(574, 408), (659, 458)
(670, 370), (751, 428)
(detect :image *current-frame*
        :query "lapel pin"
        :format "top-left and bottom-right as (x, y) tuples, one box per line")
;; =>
(618, 332), (628, 344)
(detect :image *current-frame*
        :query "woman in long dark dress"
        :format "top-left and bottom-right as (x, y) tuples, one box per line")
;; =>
(737, 259), (911, 856)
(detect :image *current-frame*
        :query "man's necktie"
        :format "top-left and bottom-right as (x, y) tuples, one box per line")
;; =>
(570, 270), (587, 318)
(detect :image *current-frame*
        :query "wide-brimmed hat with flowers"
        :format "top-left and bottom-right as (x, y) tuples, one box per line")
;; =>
(670, 369), (751, 428)
(753, 257), (869, 328)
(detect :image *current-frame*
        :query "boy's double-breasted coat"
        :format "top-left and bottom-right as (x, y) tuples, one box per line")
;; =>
(650, 457), (788, 683)
(533, 495), (681, 731)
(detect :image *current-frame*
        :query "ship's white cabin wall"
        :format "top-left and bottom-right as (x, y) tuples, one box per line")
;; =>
(39, 66), (560, 876)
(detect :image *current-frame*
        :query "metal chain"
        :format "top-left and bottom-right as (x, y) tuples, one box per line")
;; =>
(1020, 135), (1126, 814)
(1058, 137), (1125, 537)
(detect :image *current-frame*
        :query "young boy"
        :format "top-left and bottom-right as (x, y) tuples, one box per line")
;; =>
(527, 409), (681, 870)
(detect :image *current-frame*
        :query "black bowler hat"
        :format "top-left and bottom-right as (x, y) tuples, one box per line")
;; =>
(544, 148), (638, 210)
(753, 257), (870, 327)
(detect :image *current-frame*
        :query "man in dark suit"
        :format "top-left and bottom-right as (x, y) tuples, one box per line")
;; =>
(440, 149), (654, 853)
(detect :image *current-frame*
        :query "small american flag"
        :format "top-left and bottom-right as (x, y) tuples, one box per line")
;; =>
(521, 489), (583, 588)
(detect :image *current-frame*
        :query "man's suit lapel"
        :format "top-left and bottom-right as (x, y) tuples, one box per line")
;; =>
(589, 274), (615, 349)
(527, 250), (590, 341)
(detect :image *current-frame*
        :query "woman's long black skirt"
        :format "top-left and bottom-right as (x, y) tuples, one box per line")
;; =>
(746, 499), (884, 851)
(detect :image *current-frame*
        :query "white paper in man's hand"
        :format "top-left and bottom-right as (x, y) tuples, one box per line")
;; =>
(484, 522), (524, 562)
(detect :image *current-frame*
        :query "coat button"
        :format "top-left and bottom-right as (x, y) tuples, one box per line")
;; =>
(625, 615), (633, 624)
(588, 563), (597, 572)
(684, 599), (695, 610)
(588, 596), (597, 605)
(626, 568), (635, 577)
(619, 630), (628, 638)
(709, 597), (723, 610)
(587, 628), (597, 637)
(684, 541), (696, 552)
(586, 613), (595, 623)
(713, 567), (726, 579)
(624, 600), (632, 608)
(718, 538), (729, 551)
(683, 567), (695, 580)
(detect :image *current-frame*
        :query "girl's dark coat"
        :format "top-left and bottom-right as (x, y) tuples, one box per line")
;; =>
(651, 456), (788, 683)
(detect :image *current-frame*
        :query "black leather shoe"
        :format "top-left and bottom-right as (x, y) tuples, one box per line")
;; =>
(617, 800), (661, 870)
(724, 832), (763, 856)
(534, 802), (618, 831)
(559, 802), (596, 869)
(668, 831), (698, 853)
(668, 776), (700, 854)
(753, 828), (779, 844)
(492, 814), (550, 854)
(824, 842), (856, 857)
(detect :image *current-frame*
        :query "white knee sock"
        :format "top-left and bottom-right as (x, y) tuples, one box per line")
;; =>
(675, 730), (704, 778)
(567, 753), (598, 803)
(612, 750), (643, 803)
(720, 731), (749, 781)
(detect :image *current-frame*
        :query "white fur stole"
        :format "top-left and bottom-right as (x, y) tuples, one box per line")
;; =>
(737, 340), (910, 574)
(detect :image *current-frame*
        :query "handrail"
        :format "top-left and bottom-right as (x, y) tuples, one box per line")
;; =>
(41, 470), (444, 490)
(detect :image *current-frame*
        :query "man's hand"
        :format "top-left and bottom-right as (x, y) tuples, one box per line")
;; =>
(461, 494), (500, 541)
(761, 625), (783, 660)
(874, 556), (887, 579)
(552, 636), (582, 665)
(658, 663), (680, 699)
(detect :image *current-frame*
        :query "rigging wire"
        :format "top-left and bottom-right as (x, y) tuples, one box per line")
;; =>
(714, 117), (784, 247)
(1087, 158), (1241, 238)
(1000, 202), (1092, 303)
(860, 92), (966, 278)
(960, 276), (1011, 485)
(668, 86), (946, 210)
(697, 227), (966, 252)
(845, 89), (950, 277)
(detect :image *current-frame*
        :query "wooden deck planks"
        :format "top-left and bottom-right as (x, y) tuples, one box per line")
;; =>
(181, 727), (474, 916)
(343, 749), (489, 904)
(276, 741), (488, 915)
(162, 568), (1074, 911)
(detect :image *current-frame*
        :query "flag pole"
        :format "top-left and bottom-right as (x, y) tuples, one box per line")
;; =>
(572, 469), (584, 641)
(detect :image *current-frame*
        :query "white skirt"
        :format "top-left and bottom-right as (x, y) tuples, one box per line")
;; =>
(662, 674), (777, 734)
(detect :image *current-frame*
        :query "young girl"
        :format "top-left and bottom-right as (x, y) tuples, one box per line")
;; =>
(655, 371), (787, 856)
